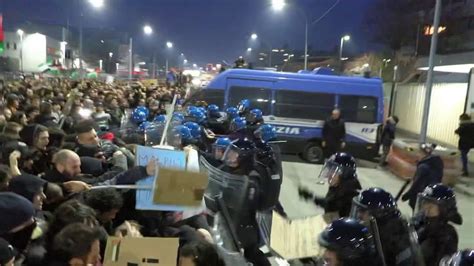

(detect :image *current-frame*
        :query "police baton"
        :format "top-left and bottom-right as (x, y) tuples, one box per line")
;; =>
(394, 179), (411, 202)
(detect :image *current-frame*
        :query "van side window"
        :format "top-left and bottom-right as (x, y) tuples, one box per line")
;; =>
(339, 95), (377, 123)
(275, 90), (335, 120)
(187, 89), (224, 107)
(229, 86), (271, 114)
(202, 89), (224, 107)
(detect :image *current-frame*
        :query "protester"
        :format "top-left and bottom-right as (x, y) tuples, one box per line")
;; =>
(47, 223), (102, 266)
(402, 143), (444, 212)
(179, 241), (225, 266)
(455, 113), (474, 177)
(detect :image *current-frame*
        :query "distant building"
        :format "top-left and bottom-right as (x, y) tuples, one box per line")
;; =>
(1, 31), (63, 73)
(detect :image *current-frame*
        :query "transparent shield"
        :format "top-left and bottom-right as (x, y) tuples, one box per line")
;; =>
(144, 122), (165, 146)
(439, 252), (461, 266)
(199, 156), (249, 215)
(222, 144), (241, 168)
(349, 199), (372, 224)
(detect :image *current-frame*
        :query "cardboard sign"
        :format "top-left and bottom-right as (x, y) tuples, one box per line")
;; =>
(270, 211), (337, 260)
(103, 237), (179, 266)
(135, 146), (186, 211)
(153, 167), (208, 207)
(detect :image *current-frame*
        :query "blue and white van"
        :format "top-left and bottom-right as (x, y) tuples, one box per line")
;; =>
(192, 69), (384, 163)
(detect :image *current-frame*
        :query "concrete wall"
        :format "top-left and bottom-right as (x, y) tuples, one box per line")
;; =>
(393, 82), (468, 146)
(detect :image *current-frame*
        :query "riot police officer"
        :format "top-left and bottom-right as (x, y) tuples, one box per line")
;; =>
(299, 152), (361, 218)
(351, 187), (422, 266)
(412, 183), (462, 266)
(206, 104), (228, 135)
(318, 218), (382, 266)
(236, 99), (251, 117)
(246, 108), (264, 133)
(220, 138), (273, 266)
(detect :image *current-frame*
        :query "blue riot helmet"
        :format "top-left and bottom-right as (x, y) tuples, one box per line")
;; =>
(223, 138), (255, 169)
(351, 187), (400, 224)
(168, 125), (192, 148)
(197, 106), (206, 114)
(138, 121), (151, 132)
(318, 218), (376, 264)
(171, 113), (185, 125)
(212, 137), (231, 160)
(132, 108), (148, 124)
(319, 152), (357, 185)
(229, 117), (247, 132)
(254, 124), (276, 142)
(184, 122), (202, 139)
(226, 107), (239, 119)
(154, 114), (166, 123)
(415, 183), (462, 225)
(136, 106), (149, 117)
(207, 104), (220, 118)
(237, 99), (251, 115)
(440, 249), (474, 266)
(246, 108), (263, 124)
(187, 109), (206, 124)
(187, 105), (198, 114)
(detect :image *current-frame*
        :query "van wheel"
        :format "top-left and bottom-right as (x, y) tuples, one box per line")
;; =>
(303, 143), (324, 164)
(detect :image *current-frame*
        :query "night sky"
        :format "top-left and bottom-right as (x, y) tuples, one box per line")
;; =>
(1, 0), (375, 65)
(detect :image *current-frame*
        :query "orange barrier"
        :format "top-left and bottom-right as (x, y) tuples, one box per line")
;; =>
(387, 139), (461, 186)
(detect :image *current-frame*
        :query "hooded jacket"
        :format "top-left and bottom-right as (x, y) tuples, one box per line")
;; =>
(402, 155), (444, 210)
(8, 174), (46, 202)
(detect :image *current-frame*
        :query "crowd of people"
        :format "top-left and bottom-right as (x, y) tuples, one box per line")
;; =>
(0, 76), (472, 266)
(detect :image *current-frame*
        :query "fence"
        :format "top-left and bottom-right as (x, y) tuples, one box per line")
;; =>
(392, 82), (468, 146)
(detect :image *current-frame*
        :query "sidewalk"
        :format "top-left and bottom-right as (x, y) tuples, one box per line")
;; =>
(396, 129), (474, 197)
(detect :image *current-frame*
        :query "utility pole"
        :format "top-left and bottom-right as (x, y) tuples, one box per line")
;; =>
(420, 0), (442, 143)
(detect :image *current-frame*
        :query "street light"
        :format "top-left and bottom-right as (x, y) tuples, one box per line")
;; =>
(271, 0), (286, 11)
(184, 59), (188, 64)
(193, 63), (197, 68)
(88, 0), (104, 9)
(143, 25), (153, 35)
(339, 35), (350, 60)
(272, 0), (341, 70)
(247, 47), (252, 52)
(165, 41), (174, 72)
(251, 33), (258, 40)
(109, 52), (113, 58)
(17, 29), (24, 72)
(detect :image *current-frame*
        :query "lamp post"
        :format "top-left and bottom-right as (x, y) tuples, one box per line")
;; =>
(165, 41), (173, 72)
(79, 0), (104, 78)
(271, 0), (341, 71)
(17, 29), (24, 72)
(339, 35), (350, 60)
(129, 25), (153, 82)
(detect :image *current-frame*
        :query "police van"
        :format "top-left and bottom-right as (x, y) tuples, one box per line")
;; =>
(192, 68), (384, 163)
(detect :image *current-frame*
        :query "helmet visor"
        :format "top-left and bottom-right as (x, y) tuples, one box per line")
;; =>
(212, 143), (227, 161)
(166, 130), (182, 148)
(223, 144), (240, 168)
(318, 160), (343, 185)
(349, 198), (372, 224)
(414, 194), (440, 219)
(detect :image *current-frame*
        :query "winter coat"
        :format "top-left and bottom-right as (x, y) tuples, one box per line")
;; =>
(455, 121), (474, 150)
(381, 121), (397, 146)
(322, 118), (346, 147)
(402, 155), (444, 210)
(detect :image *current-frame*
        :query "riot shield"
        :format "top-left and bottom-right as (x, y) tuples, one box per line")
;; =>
(199, 156), (250, 217)
(366, 216), (425, 266)
(144, 122), (165, 147)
